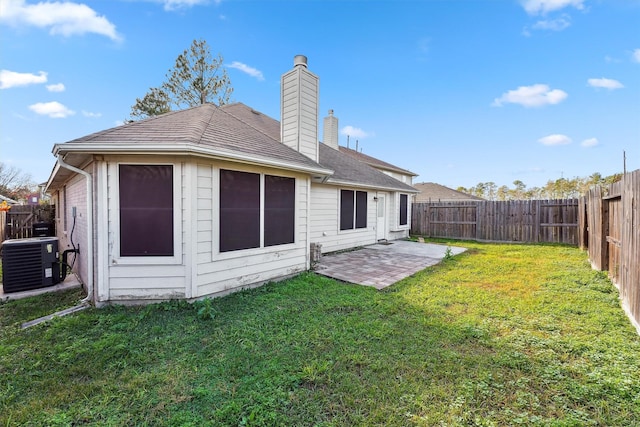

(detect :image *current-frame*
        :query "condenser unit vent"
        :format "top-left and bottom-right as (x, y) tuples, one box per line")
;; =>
(1, 237), (60, 293)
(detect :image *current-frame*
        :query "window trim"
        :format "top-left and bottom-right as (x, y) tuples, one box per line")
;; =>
(399, 193), (408, 226)
(339, 189), (368, 232)
(394, 192), (411, 230)
(112, 162), (182, 265)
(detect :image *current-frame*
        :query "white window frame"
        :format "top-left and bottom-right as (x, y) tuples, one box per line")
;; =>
(111, 162), (183, 266)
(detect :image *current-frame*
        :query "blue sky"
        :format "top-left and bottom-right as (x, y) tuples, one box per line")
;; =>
(1, 0), (639, 189)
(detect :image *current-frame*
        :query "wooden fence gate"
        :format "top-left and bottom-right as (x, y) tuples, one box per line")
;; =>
(1, 204), (55, 242)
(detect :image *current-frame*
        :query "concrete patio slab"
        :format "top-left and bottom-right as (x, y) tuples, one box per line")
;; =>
(314, 240), (466, 289)
(0, 274), (82, 302)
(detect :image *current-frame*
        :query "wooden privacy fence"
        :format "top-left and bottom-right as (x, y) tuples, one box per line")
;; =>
(580, 169), (640, 331)
(411, 199), (579, 245)
(1, 204), (55, 242)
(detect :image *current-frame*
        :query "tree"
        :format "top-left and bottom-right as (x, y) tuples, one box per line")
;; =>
(0, 162), (36, 200)
(129, 88), (171, 121)
(129, 39), (233, 120)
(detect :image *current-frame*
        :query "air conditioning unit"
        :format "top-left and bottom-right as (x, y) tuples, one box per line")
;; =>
(1, 237), (61, 293)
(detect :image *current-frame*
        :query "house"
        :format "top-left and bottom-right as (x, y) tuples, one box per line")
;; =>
(45, 55), (417, 305)
(0, 194), (20, 206)
(413, 182), (484, 203)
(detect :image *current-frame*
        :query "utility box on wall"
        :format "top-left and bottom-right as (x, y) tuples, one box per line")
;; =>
(1, 237), (60, 293)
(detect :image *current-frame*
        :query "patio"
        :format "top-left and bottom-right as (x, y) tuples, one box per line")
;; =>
(314, 240), (466, 289)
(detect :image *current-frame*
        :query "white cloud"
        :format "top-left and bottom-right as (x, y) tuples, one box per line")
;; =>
(521, 0), (585, 15)
(538, 134), (572, 146)
(531, 16), (571, 31)
(46, 83), (65, 92)
(492, 84), (568, 108)
(340, 126), (373, 139)
(29, 101), (75, 118)
(162, 0), (210, 11)
(632, 49), (640, 63)
(581, 137), (599, 147)
(0, 0), (122, 41)
(0, 69), (47, 89)
(588, 78), (624, 90)
(82, 110), (101, 118)
(227, 61), (264, 81)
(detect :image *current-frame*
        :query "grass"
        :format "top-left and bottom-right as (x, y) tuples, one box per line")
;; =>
(1, 241), (639, 426)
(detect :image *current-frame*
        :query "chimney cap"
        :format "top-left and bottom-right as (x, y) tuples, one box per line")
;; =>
(293, 55), (308, 68)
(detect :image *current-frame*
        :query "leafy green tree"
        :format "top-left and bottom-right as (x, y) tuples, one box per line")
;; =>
(130, 39), (233, 120)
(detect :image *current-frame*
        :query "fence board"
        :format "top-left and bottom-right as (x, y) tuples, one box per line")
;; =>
(411, 199), (578, 245)
(580, 169), (640, 332)
(2, 205), (55, 241)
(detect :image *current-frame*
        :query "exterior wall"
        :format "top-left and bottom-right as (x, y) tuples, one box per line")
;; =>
(388, 191), (412, 240)
(193, 160), (309, 297)
(310, 183), (377, 253)
(103, 155), (186, 302)
(91, 155), (309, 303)
(380, 169), (413, 186)
(54, 168), (90, 287)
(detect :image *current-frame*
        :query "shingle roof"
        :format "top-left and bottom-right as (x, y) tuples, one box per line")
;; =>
(338, 146), (418, 177)
(62, 103), (323, 172)
(413, 182), (484, 202)
(319, 143), (417, 192)
(56, 102), (416, 192)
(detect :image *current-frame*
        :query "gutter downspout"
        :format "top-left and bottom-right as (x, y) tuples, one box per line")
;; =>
(56, 154), (94, 305)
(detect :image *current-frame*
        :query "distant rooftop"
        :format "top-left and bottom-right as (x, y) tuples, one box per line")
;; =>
(414, 182), (484, 202)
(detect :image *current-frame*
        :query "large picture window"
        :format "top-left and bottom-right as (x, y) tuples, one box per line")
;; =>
(399, 194), (408, 226)
(220, 170), (295, 252)
(119, 164), (174, 257)
(340, 189), (367, 231)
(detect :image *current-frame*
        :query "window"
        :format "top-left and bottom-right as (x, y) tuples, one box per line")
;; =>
(340, 190), (367, 230)
(399, 194), (408, 226)
(220, 170), (296, 252)
(220, 170), (261, 252)
(119, 165), (174, 257)
(264, 175), (295, 246)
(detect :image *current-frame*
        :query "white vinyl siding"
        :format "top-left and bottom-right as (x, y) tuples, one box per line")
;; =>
(195, 161), (309, 297)
(310, 184), (377, 253)
(103, 156), (186, 301)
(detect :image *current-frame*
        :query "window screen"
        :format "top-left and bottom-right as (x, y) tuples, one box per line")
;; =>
(355, 191), (367, 229)
(340, 190), (354, 230)
(119, 164), (173, 257)
(399, 194), (408, 226)
(265, 175), (295, 246)
(340, 189), (367, 230)
(220, 170), (261, 252)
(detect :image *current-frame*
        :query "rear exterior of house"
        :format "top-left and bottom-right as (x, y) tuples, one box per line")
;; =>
(46, 55), (417, 305)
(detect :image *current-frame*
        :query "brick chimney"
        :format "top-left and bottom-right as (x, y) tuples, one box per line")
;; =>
(322, 109), (339, 150)
(281, 55), (319, 162)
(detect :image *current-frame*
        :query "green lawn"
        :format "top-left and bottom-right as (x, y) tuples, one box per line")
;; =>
(1, 242), (639, 426)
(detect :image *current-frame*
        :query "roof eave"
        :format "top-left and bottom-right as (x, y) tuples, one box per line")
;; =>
(52, 142), (334, 178)
(323, 178), (419, 193)
(373, 164), (419, 177)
